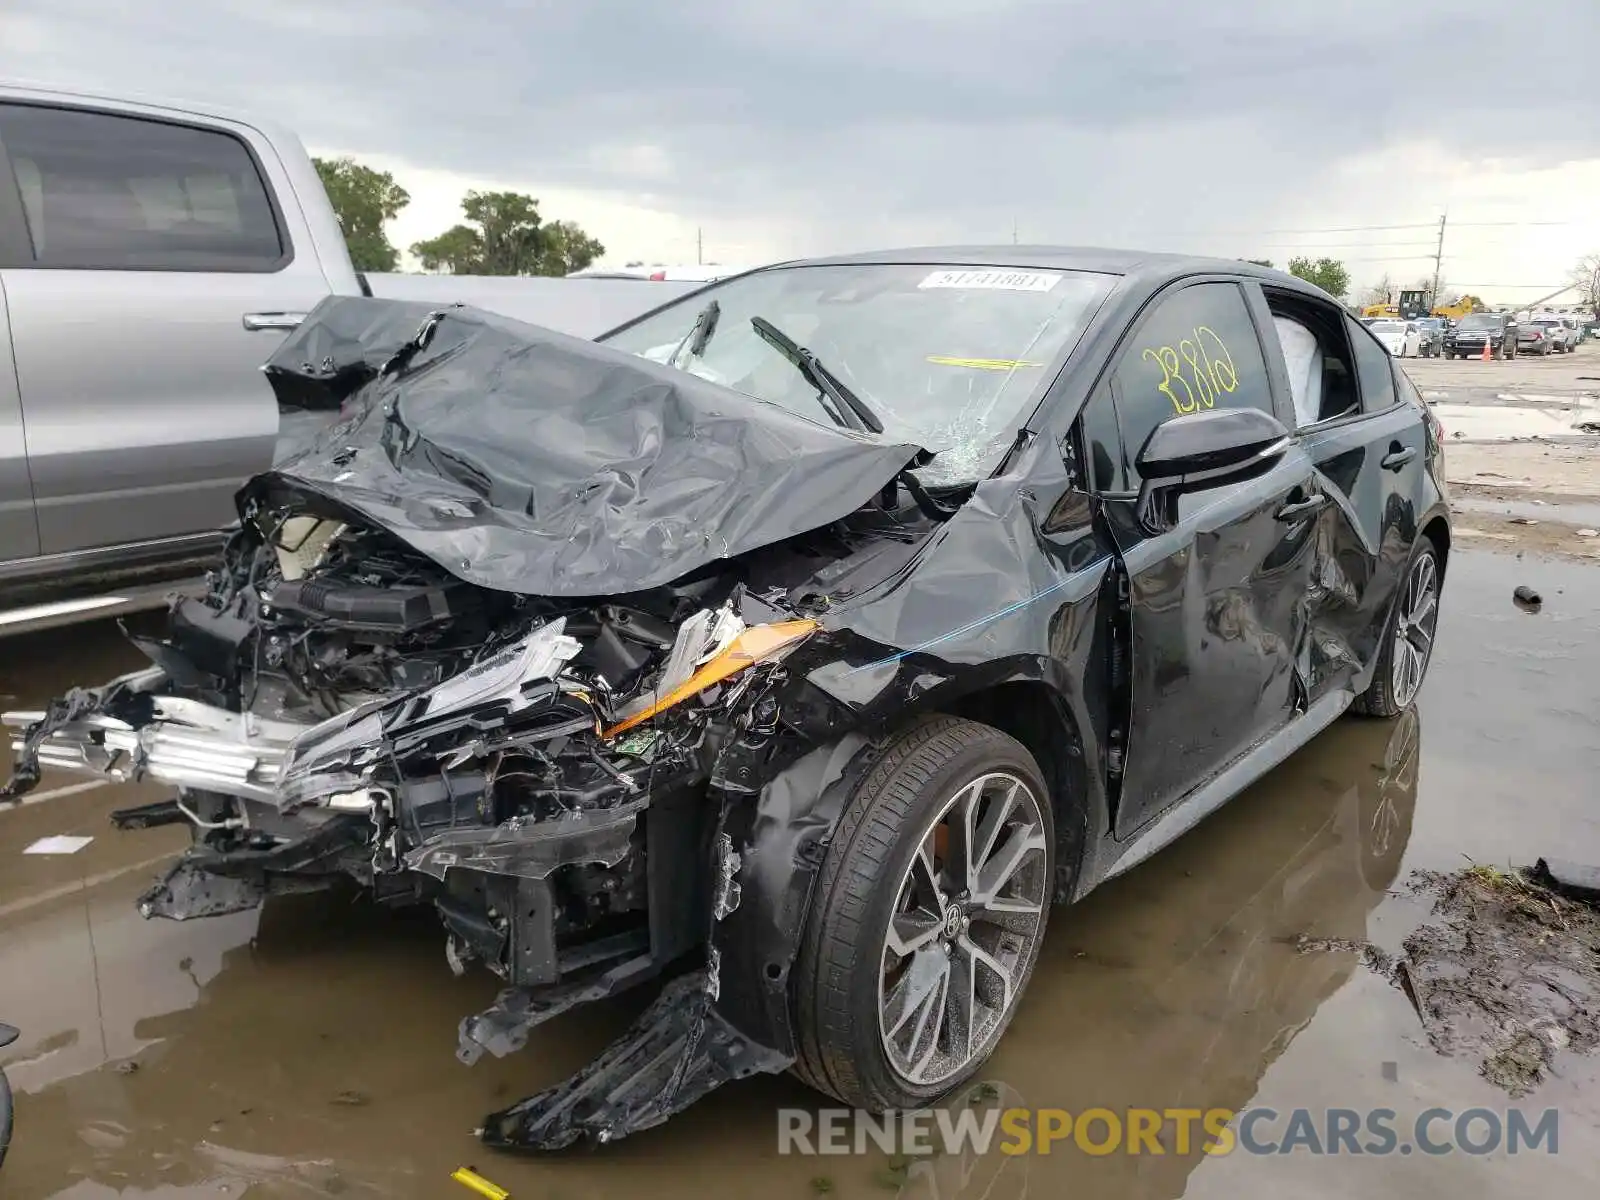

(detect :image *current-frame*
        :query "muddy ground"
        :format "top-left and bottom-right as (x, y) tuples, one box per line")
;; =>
(4, 536), (1600, 1194)
(1407, 343), (1600, 563)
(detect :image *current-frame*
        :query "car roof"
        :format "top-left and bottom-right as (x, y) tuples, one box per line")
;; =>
(757, 244), (1305, 290)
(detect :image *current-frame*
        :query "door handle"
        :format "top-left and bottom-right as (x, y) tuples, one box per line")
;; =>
(1275, 493), (1327, 522)
(1381, 445), (1418, 471)
(242, 311), (306, 332)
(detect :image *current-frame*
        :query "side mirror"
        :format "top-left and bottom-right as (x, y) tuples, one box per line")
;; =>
(1134, 407), (1291, 533)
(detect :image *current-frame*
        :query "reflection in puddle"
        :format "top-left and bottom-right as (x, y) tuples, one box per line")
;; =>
(2, 710), (1424, 1200)
(4, 549), (1600, 1198)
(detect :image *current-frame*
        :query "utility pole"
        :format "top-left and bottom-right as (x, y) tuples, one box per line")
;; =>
(1429, 211), (1447, 310)
(696, 227), (703, 266)
(1012, 217), (1018, 245)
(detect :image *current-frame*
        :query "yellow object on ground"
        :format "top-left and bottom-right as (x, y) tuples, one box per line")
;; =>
(452, 1167), (510, 1199)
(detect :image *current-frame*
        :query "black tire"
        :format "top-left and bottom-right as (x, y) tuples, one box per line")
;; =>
(0, 1066), (11, 1171)
(1354, 537), (1442, 718)
(791, 715), (1057, 1111)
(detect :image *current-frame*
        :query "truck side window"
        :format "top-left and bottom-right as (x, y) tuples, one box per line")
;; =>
(1344, 316), (1398, 412)
(0, 103), (285, 271)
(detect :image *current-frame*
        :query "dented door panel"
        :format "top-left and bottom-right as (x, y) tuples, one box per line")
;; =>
(1100, 446), (1320, 837)
(1296, 398), (1428, 701)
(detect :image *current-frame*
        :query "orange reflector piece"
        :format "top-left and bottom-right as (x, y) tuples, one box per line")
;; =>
(602, 619), (818, 739)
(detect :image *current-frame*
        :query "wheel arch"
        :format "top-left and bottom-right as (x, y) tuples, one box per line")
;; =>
(927, 676), (1099, 904)
(1421, 511), (1451, 576)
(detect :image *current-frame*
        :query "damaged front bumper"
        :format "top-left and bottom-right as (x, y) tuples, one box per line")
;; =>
(5, 667), (303, 802)
(0, 609), (838, 1151)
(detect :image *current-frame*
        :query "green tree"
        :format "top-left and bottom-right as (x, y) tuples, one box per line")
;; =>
(1287, 256), (1351, 300)
(410, 224), (484, 274)
(410, 190), (605, 276)
(539, 219), (606, 275)
(313, 156), (410, 273)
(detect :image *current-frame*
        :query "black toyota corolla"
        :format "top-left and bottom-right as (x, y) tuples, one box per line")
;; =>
(2, 248), (1450, 1151)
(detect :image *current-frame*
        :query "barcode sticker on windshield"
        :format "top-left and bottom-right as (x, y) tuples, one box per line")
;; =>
(918, 269), (1061, 293)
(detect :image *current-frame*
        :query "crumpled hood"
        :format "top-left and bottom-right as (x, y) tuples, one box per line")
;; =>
(254, 296), (926, 597)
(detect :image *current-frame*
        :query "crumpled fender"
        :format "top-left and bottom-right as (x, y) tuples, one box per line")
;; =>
(475, 733), (878, 1150)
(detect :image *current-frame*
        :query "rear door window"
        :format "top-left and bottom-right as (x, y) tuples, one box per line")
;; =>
(0, 103), (285, 271)
(1345, 316), (1398, 413)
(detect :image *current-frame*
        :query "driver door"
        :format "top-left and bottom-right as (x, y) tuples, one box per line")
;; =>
(1080, 279), (1322, 837)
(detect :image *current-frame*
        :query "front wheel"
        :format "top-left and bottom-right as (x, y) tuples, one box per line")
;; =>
(792, 716), (1056, 1111)
(1354, 539), (1442, 718)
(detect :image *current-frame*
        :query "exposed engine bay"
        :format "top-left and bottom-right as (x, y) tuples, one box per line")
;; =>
(2, 488), (939, 1138)
(6, 493), (922, 961)
(0, 295), (963, 1150)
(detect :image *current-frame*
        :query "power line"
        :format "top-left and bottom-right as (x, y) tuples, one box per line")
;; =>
(1139, 218), (1583, 238)
(1244, 241), (1439, 250)
(1147, 222), (1438, 236)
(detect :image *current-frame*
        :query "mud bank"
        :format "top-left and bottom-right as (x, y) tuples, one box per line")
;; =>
(1302, 863), (1600, 1097)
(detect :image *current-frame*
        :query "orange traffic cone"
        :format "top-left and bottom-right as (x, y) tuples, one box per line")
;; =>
(1481, 339), (1492, 362)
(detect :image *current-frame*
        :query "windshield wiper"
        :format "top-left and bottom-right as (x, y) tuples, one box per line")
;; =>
(667, 300), (720, 369)
(749, 316), (884, 434)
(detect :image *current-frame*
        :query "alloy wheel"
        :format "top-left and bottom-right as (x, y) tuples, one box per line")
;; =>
(876, 772), (1049, 1087)
(1390, 552), (1439, 707)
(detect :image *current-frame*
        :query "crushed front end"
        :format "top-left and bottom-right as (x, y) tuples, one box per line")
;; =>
(2, 296), (947, 1150)
(4, 505), (820, 1044)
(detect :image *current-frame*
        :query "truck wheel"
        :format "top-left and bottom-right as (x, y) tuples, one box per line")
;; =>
(792, 716), (1056, 1111)
(1354, 537), (1442, 718)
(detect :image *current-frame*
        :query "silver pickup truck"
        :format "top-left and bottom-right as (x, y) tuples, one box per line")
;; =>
(0, 81), (696, 635)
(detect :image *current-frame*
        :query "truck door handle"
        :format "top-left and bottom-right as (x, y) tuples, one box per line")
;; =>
(242, 311), (306, 332)
(1275, 493), (1327, 522)
(1381, 445), (1417, 471)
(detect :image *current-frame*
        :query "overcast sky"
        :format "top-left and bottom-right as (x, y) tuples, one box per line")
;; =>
(3, 0), (1597, 301)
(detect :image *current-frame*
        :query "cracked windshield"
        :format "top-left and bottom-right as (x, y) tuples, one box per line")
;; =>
(601, 264), (1116, 484)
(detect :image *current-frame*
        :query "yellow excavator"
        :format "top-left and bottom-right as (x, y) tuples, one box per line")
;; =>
(1362, 289), (1431, 320)
(1432, 297), (1482, 320)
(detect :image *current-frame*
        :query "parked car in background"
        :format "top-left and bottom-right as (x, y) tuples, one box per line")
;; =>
(1443, 312), (1518, 359)
(1559, 316), (1583, 349)
(0, 81), (697, 637)
(1520, 316), (1568, 355)
(1412, 317), (1446, 357)
(1363, 317), (1422, 358)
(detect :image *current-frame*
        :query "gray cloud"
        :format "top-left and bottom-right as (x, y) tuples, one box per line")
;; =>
(2, 0), (1595, 261)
